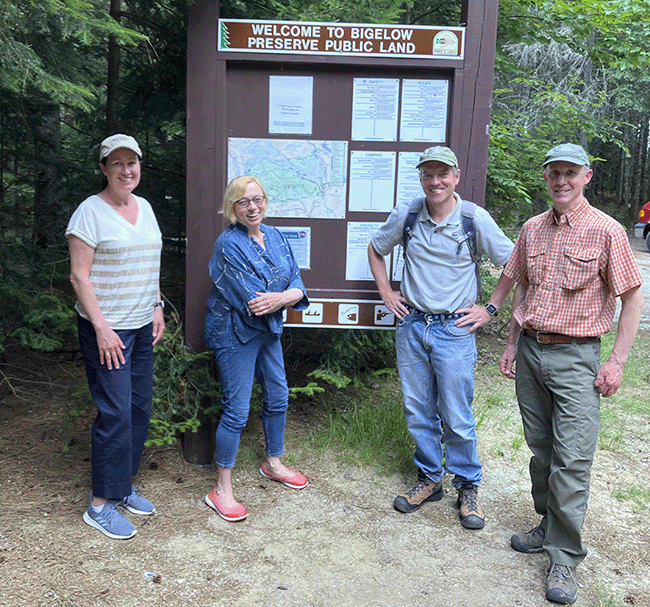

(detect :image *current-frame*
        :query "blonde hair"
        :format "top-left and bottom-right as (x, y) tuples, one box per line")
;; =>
(220, 175), (268, 224)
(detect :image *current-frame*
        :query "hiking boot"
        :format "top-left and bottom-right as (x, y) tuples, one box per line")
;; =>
(456, 482), (485, 529)
(83, 500), (136, 540)
(511, 524), (546, 553)
(546, 563), (578, 604)
(121, 487), (156, 516)
(393, 472), (443, 513)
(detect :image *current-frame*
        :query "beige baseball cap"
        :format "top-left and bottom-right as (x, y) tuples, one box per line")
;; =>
(99, 134), (142, 162)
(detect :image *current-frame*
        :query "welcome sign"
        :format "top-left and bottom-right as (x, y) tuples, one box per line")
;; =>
(218, 19), (465, 60)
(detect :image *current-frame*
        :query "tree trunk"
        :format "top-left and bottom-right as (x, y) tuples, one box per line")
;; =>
(106, 0), (121, 134)
(30, 96), (63, 248)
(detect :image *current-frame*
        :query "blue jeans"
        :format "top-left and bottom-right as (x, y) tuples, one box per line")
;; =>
(77, 316), (153, 500)
(395, 311), (481, 489)
(213, 331), (288, 469)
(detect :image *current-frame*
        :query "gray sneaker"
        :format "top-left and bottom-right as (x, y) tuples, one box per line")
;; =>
(511, 524), (546, 553)
(121, 487), (155, 516)
(546, 563), (578, 604)
(393, 472), (443, 513)
(83, 500), (137, 540)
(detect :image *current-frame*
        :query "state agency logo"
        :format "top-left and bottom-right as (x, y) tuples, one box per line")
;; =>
(338, 304), (359, 325)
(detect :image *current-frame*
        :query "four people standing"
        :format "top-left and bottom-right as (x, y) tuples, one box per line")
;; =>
(68, 136), (645, 605)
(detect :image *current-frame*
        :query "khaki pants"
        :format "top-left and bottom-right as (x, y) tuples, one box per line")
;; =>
(515, 332), (601, 566)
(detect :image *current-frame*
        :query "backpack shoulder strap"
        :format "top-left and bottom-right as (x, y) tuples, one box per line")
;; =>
(460, 200), (483, 303)
(401, 202), (424, 258)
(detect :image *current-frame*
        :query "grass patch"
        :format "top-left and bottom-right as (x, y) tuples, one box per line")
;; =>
(308, 379), (414, 475)
(613, 485), (650, 513)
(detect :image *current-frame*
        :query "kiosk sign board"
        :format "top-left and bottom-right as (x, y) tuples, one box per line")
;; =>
(185, 1), (499, 348)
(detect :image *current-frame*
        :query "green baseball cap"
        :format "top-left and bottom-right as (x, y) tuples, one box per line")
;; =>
(416, 146), (458, 169)
(542, 143), (589, 167)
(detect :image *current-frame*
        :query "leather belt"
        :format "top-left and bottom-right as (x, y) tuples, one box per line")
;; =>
(524, 329), (599, 345)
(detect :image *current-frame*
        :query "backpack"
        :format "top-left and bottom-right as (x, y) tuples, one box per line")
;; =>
(401, 199), (483, 303)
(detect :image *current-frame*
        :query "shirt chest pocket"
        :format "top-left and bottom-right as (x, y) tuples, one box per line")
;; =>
(561, 246), (601, 291)
(526, 244), (547, 285)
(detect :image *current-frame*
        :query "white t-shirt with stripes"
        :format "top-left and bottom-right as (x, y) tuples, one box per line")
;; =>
(66, 194), (162, 330)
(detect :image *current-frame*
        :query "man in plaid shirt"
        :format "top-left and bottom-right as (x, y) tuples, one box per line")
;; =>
(498, 143), (644, 605)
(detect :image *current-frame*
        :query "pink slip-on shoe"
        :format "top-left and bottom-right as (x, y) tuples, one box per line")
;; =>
(204, 488), (248, 522)
(260, 462), (309, 489)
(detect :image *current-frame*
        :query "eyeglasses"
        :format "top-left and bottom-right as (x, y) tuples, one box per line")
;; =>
(235, 195), (265, 208)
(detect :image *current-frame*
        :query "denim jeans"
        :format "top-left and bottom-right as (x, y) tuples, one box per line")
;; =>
(213, 331), (288, 469)
(395, 311), (481, 489)
(77, 316), (153, 500)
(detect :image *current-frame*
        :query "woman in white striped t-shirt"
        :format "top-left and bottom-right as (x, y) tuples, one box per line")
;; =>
(66, 134), (164, 540)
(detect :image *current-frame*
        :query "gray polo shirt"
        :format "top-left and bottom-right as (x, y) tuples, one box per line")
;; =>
(371, 193), (513, 314)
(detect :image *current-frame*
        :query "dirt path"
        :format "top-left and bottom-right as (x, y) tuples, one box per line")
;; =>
(1, 335), (649, 607)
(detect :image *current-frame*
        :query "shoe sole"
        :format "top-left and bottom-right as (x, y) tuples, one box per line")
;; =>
(546, 591), (577, 605)
(393, 485), (443, 513)
(83, 511), (136, 540)
(123, 504), (156, 516)
(204, 494), (248, 522)
(259, 467), (309, 490)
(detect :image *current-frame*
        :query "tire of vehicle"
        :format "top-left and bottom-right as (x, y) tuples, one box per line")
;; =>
(646, 230), (650, 252)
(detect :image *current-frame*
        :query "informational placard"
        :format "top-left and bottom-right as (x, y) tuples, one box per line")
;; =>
(345, 222), (386, 281)
(269, 75), (313, 134)
(351, 78), (400, 142)
(277, 226), (312, 269)
(400, 79), (449, 142)
(348, 151), (396, 213)
(396, 151), (423, 207)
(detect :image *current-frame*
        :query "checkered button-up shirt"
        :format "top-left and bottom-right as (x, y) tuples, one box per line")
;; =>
(504, 198), (643, 337)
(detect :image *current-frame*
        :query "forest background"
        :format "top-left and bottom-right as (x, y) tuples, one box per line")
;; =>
(2, 0), (650, 438)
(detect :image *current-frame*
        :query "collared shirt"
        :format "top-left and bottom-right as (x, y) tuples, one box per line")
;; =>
(205, 222), (309, 348)
(504, 198), (643, 337)
(371, 193), (513, 314)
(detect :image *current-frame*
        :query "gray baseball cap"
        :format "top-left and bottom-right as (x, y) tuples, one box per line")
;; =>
(542, 143), (589, 167)
(99, 134), (142, 162)
(416, 146), (458, 169)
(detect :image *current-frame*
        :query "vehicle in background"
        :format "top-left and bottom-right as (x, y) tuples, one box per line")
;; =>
(634, 201), (650, 251)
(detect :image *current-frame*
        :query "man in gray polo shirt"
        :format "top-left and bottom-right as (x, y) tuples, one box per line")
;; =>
(368, 146), (514, 528)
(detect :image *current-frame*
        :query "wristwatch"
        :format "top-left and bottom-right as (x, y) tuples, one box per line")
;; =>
(154, 301), (165, 309)
(485, 303), (498, 317)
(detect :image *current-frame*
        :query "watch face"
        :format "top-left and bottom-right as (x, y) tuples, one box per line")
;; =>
(486, 304), (497, 316)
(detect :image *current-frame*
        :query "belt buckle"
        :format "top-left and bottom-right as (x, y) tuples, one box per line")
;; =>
(536, 332), (549, 344)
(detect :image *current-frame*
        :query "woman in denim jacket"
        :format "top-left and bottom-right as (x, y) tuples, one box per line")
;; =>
(204, 176), (310, 522)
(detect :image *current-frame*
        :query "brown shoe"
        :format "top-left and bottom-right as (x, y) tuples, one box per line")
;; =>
(393, 472), (443, 513)
(546, 563), (577, 604)
(511, 524), (546, 553)
(456, 482), (485, 529)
